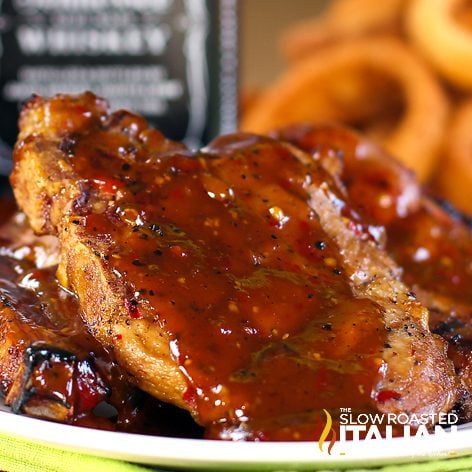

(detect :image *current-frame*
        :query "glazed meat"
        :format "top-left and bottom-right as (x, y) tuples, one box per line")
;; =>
(273, 124), (472, 420)
(11, 93), (458, 440)
(0, 210), (110, 424)
(0, 208), (202, 436)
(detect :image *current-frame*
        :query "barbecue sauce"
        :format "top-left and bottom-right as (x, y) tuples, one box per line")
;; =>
(46, 104), (388, 440)
(272, 124), (472, 331)
(0, 209), (202, 436)
(274, 123), (472, 422)
(0, 252), (111, 423)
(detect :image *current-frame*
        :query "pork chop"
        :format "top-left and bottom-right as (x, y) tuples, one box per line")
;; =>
(11, 93), (458, 439)
(0, 208), (201, 435)
(273, 123), (472, 420)
(0, 210), (110, 423)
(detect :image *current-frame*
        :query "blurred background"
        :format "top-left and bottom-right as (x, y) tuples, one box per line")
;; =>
(1, 0), (471, 215)
(238, 0), (472, 216)
(240, 0), (329, 88)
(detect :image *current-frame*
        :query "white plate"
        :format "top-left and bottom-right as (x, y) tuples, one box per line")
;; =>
(0, 405), (471, 471)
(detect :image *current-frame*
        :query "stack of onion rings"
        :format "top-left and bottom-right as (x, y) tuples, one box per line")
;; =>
(406, 0), (472, 90)
(241, 37), (448, 181)
(241, 0), (472, 211)
(281, 0), (406, 61)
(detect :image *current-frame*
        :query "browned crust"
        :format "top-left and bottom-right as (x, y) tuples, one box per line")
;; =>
(59, 221), (188, 410)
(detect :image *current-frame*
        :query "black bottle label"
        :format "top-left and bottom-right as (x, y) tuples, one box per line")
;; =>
(0, 0), (238, 171)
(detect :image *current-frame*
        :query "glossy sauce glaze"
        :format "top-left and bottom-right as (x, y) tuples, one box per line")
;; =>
(0, 203), (202, 436)
(0, 247), (109, 424)
(56, 110), (388, 440)
(274, 124), (472, 420)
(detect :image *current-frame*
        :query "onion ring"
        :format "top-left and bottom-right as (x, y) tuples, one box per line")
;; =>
(281, 0), (406, 61)
(406, 0), (472, 90)
(437, 100), (472, 216)
(241, 37), (449, 181)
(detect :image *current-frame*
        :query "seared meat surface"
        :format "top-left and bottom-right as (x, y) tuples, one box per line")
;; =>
(0, 210), (110, 424)
(11, 93), (458, 440)
(274, 124), (472, 420)
(0, 207), (202, 436)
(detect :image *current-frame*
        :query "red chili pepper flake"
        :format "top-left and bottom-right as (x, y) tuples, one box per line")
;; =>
(25, 269), (49, 281)
(183, 385), (198, 407)
(114, 334), (123, 341)
(125, 298), (142, 319)
(451, 275), (461, 285)
(253, 430), (268, 441)
(75, 360), (108, 412)
(73, 104), (91, 116)
(170, 245), (187, 257)
(348, 220), (363, 237)
(376, 390), (401, 403)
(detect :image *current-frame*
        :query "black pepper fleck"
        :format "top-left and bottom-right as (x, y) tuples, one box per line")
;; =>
(149, 224), (164, 236)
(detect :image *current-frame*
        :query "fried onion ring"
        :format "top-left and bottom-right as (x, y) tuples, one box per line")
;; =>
(281, 0), (406, 61)
(406, 0), (472, 90)
(437, 100), (472, 216)
(241, 37), (449, 181)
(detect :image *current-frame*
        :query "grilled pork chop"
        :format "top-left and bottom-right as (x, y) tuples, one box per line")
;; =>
(11, 93), (458, 439)
(273, 124), (472, 420)
(0, 208), (202, 435)
(0, 209), (110, 423)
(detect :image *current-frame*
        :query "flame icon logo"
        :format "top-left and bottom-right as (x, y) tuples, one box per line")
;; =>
(318, 409), (337, 455)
